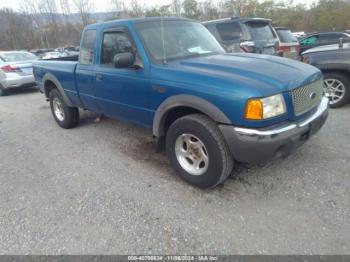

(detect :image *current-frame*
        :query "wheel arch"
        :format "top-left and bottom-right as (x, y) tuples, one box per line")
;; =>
(317, 63), (350, 78)
(43, 73), (73, 107)
(321, 68), (350, 75)
(153, 95), (231, 138)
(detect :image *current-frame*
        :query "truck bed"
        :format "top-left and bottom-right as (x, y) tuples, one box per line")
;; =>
(34, 60), (83, 107)
(42, 55), (79, 61)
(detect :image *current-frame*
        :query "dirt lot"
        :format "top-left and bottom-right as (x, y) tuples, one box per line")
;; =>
(0, 89), (349, 254)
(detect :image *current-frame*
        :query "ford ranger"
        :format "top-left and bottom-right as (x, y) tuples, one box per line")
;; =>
(33, 18), (329, 188)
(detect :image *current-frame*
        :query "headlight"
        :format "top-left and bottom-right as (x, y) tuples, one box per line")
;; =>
(245, 94), (286, 120)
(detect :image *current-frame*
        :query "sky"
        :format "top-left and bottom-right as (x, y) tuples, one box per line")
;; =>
(0, 0), (315, 12)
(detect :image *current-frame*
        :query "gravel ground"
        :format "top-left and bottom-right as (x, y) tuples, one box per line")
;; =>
(0, 89), (349, 255)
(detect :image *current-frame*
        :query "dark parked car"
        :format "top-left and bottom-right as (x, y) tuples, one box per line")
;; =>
(0, 51), (38, 96)
(301, 41), (350, 107)
(299, 32), (350, 54)
(203, 17), (279, 55)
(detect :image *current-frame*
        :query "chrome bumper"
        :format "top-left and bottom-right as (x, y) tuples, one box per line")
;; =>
(219, 97), (329, 163)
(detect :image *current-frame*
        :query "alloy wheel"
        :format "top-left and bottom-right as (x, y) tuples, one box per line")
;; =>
(175, 134), (209, 176)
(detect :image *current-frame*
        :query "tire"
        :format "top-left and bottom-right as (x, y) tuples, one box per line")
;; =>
(49, 89), (79, 129)
(0, 86), (7, 96)
(166, 114), (234, 188)
(323, 72), (350, 108)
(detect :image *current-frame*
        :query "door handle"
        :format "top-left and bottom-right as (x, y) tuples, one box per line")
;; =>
(95, 73), (103, 81)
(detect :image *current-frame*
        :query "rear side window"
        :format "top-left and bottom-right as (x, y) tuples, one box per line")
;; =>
(319, 33), (343, 41)
(79, 29), (96, 65)
(246, 22), (275, 40)
(276, 29), (298, 43)
(101, 31), (134, 65)
(216, 22), (243, 41)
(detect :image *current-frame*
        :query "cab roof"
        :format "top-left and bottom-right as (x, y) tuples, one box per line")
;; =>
(202, 17), (272, 25)
(84, 17), (192, 30)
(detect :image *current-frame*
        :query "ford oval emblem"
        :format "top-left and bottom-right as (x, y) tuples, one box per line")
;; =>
(309, 92), (317, 100)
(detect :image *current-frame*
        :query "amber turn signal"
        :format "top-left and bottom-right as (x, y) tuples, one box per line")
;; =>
(245, 99), (263, 120)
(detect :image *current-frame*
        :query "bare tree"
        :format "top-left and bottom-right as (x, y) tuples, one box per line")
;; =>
(38, 0), (60, 47)
(129, 0), (145, 17)
(0, 8), (40, 50)
(73, 0), (93, 27)
(110, 0), (128, 18)
(2, 9), (19, 49)
(182, 0), (201, 19)
(172, 0), (182, 16)
(200, 1), (219, 20)
(59, 0), (81, 46)
(21, 0), (50, 48)
(222, 0), (257, 17)
(59, 0), (72, 18)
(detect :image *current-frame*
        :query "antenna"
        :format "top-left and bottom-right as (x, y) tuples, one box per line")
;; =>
(160, 16), (167, 64)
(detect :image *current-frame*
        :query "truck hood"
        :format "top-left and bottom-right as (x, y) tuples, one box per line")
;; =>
(151, 53), (323, 128)
(163, 53), (322, 97)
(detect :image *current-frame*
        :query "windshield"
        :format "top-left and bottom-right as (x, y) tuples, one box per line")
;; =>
(137, 20), (224, 62)
(245, 22), (275, 40)
(0, 52), (37, 62)
(276, 29), (298, 43)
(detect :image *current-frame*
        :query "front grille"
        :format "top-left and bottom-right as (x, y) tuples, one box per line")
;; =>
(290, 79), (323, 116)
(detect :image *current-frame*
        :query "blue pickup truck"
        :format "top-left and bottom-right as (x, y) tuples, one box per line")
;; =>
(34, 17), (329, 188)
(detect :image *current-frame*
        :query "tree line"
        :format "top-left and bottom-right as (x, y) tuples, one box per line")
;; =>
(1, 0), (350, 51)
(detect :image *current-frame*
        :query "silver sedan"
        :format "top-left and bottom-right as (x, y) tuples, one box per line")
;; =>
(0, 51), (38, 96)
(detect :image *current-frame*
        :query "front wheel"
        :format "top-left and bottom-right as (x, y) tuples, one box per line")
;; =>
(49, 89), (79, 129)
(323, 73), (350, 108)
(166, 114), (234, 188)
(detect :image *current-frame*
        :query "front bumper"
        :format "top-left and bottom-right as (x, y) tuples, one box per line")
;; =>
(1, 75), (36, 89)
(219, 97), (329, 163)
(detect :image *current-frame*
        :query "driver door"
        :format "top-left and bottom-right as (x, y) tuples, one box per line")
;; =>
(93, 27), (152, 128)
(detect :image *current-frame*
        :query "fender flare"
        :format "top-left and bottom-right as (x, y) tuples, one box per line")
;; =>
(317, 63), (350, 72)
(42, 73), (73, 107)
(153, 94), (231, 137)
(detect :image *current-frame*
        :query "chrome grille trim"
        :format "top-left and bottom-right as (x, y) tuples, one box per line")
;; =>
(290, 79), (323, 116)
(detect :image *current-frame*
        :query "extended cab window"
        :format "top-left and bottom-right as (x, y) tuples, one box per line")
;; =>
(101, 31), (134, 65)
(216, 22), (243, 41)
(79, 29), (96, 65)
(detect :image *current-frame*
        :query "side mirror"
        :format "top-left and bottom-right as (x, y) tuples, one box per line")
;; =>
(113, 52), (135, 68)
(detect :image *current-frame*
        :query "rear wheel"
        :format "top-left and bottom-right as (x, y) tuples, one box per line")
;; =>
(49, 89), (79, 129)
(0, 86), (7, 96)
(166, 114), (234, 188)
(323, 72), (350, 108)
